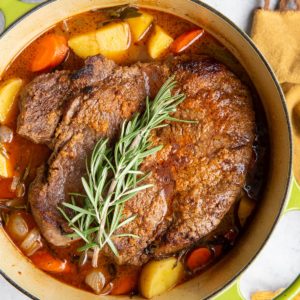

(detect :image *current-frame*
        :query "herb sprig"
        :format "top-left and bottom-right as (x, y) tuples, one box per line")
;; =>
(109, 5), (142, 19)
(97, 5), (142, 28)
(59, 77), (187, 267)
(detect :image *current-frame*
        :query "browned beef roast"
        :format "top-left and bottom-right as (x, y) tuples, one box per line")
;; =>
(17, 55), (255, 265)
(17, 56), (116, 146)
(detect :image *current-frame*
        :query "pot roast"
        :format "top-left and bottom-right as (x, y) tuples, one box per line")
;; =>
(17, 55), (255, 265)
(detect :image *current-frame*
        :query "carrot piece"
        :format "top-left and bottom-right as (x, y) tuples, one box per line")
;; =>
(31, 34), (68, 72)
(186, 247), (212, 271)
(0, 178), (16, 199)
(30, 249), (73, 273)
(110, 268), (139, 295)
(170, 29), (204, 54)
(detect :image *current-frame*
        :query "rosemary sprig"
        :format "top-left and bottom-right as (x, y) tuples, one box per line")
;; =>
(59, 77), (187, 267)
(104, 5), (141, 19)
(97, 5), (141, 28)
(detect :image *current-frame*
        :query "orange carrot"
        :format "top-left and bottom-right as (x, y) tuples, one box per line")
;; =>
(31, 34), (68, 72)
(30, 249), (73, 273)
(0, 178), (16, 199)
(110, 268), (139, 295)
(186, 247), (212, 271)
(170, 29), (204, 53)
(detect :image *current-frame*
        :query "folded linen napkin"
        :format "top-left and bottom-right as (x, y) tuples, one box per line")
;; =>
(251, 0), (300, 184)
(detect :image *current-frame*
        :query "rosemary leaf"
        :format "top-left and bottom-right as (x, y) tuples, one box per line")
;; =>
(114, 233), (139, 239)
(77, 242), (98, 252)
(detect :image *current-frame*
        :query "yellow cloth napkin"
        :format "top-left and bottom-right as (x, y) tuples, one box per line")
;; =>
(251, 1), (300, 183)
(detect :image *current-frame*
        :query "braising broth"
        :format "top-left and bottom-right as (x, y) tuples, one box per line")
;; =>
(0, 6), (268, 297)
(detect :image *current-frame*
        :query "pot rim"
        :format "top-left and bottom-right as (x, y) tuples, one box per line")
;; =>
(0, 1), (293, 299)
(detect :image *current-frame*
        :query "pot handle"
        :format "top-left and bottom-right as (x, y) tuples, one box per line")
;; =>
(274, 275), (300, 300)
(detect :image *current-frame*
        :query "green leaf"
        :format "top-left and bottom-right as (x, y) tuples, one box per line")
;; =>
(62, 202), (95, 216)
(82, 178), (95, 203)
(77, 242), (98, 252)
(103, 231), (119, 256)
(70, 227), (90, 243)
(114, 233), (139, 239)
(122, 184), (153, 196)
(117, 215), (137, 229)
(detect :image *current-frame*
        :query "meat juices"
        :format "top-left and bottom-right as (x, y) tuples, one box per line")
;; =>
(17, 55), (255, 265)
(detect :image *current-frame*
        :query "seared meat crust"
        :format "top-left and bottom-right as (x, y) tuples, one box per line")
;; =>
(109, 58), (254, 264)
(18, 55), (254, 265)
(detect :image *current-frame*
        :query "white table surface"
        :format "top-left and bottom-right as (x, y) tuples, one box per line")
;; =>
(1, 1), (299, 299)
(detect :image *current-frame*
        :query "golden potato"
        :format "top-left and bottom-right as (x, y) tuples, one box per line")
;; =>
(95, 22), (131, 61)
(0, 78), (23, 124)
(147, 25), (173, 59)
(238, 195), (256, 226)
(68, 32), (100, 59)
(139, 257), (184, 299)
(126, 12), (153, 42)
(0, 149), (12, 178)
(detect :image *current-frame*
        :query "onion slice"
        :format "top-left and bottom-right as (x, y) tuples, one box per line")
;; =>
(100, 282), (113, 296)
(20, 228), (42, 256)
(0, 125), (13, 143)
(16, 183), (26, 198)
(85, 270), (106, 294)
(10, 176), (20, 192)
(5, 213), (29, 242)
(78, 250), (88, 267)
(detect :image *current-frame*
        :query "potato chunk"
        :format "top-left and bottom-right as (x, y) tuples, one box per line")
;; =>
(126, 12), (153, 42)
(238, 195), (255, 226)
(0, 150), (12, 178)
(0, 78), (23, 124)
(68, 22), (131, 61)
(139, 257), (184, 299)
(147, 25), (173, 59)
(68, 32), (100, 59)
(95, 22), (131, 61)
